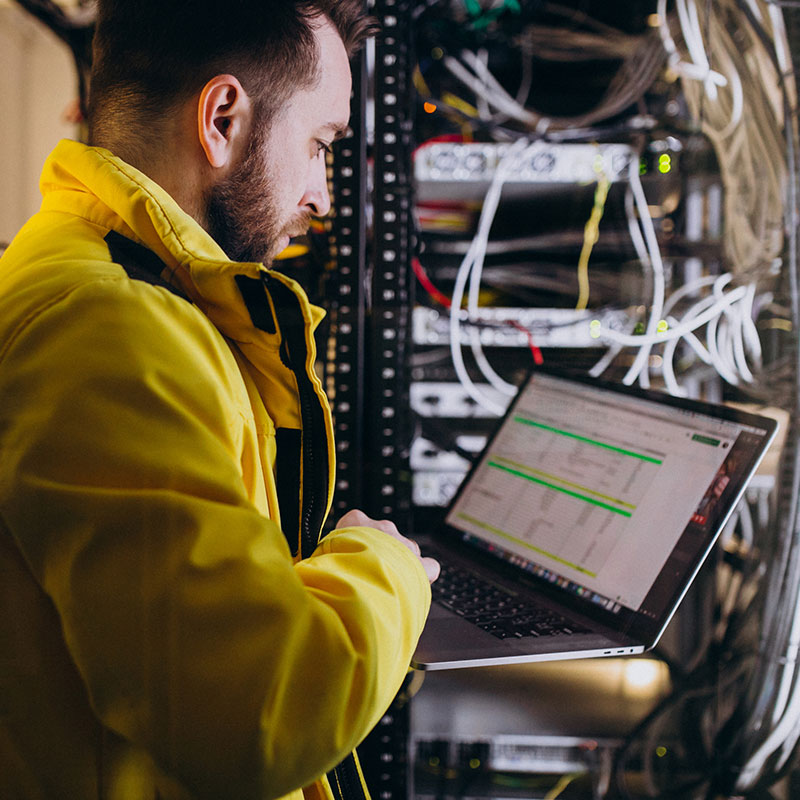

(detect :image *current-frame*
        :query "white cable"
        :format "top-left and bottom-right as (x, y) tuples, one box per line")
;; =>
(661, 328), (686, 396)
(742, 285), (763, 371)
(597, 285), (748, 346)
(659, 0), (740, 137)
(466, 140), (531, 397)
(677, 0), (712, 93)
(678, 327), (714, 366)
(661, 276), (721, 394)
(736, 591), (800, 789)
(676, 290), (726, 354)
(450, 252), (506, 415)
(624, 181), (651, 269)
(460, 49), (542, 129)
(738, 494), (755, 551)
(710, 272), (754, 383)
(474, 48), (492, 121)
(768, 3), (791, 79)
(776, 706), (800, 773)
(450, 265), (506, 415)
(708, 277), (736, 380)
(461, 49), (511, 106)
(660, 275), (761, 392)
(720, 314), (741, 379)
(771, 614), (800, 730)
(589, 340), (625, 379)
(674, 0), (729, 100)
(662, 273), (720, 316)
(720, 504), (742, 551)
(448, 140), (530, 416)
(706, 309), (740, 385)
(716, 49), (745, 139)
(467, 140), (539, 397)
(595, 272), (760, 392)
(657, 0), (681, 62)
(735, 2), (798, 784)
(661, 314), (715, 396)
(743, 0), (763, 24)
(622, 155), (666, 385)
(443, 55), (540, 127)
(731, 286), (755, 382)
(616, 174), (654, 386)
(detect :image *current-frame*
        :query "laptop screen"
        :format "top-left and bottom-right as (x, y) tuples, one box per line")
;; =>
(444, 369), (776, 630)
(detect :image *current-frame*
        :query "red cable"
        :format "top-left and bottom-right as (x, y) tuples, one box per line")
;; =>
(412, 256), (452, 308)
(411, 257), (544, 366)
(508, 320), (544, 365)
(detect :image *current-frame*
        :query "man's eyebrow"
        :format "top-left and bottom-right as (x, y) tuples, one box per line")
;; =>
(324, 123), (351, 141)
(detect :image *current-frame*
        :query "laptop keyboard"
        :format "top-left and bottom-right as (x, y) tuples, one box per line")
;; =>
(432, 561), (590, 640)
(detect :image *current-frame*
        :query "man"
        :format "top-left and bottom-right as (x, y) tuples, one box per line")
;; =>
(0, 1), (438, 798)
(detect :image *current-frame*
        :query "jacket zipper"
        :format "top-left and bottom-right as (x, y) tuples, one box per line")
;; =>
(329, 753), (368, 800)
(268, 274), (328, 557)
(297, 355), (318, 556)
(262, 276), (365, 798)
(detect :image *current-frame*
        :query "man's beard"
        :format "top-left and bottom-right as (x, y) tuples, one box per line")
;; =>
(205, 128), (311, 264)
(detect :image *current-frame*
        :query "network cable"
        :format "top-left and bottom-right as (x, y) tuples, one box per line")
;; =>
(449, 137), (532, 415)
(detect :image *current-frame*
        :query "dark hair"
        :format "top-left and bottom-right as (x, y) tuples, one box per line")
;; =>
(88, 0), (375, 145)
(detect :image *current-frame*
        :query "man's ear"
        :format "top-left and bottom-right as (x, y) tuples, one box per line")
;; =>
(197, 74), (252, 169)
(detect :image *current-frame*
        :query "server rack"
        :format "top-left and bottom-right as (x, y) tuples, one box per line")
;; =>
(326, 2), (418, 797)
(325, 2), (800, 798)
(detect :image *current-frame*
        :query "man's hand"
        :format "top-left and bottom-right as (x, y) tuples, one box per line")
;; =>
(336, 509), (440, 583)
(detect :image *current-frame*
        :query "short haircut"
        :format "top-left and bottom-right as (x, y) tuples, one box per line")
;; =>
(87, 0), (375, 145)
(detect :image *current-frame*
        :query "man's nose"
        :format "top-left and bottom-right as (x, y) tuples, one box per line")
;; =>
(301, 156), (332, 217)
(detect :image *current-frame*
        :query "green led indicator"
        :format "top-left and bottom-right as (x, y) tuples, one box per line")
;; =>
(657, 319), (669, 333)
(639, 158), (647, 175)
(589, 319), (602, 338)
(658, 154), (671, 174)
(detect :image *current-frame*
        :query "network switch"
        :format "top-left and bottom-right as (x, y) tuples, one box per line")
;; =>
(412, 306), (631, 349)
(413, 733), (621, 775)
(415, 141), (634, 202)
(410, 381), (507, 418)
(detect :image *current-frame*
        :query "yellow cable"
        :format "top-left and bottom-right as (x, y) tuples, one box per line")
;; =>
(413, 65), (432, 97)
(544, 771), (582, 799)
(575, 172), (610, 311)
(442, 91), (480, 118)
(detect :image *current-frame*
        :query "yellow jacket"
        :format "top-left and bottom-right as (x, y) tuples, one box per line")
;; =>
(0, 139), (430, 800)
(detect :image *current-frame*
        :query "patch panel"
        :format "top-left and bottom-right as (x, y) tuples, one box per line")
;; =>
(412, 470), (470, 507)
(415, 141), (634, 199)
(410, 380), (508, 418)
(413, 733), (621, 776)
(410, 435), (485, 470)
(412, 306), (631, 349)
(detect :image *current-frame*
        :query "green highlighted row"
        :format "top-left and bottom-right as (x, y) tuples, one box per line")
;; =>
(488, 460), (633, 517)
(513, 415), (663, 464)
(491, 455), (636, 510)
(456, 512), (598, 578)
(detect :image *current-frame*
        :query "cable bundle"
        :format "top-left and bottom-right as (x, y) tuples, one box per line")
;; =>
(657, 0), (789, 276)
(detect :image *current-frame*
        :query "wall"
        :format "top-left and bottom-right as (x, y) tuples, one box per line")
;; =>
(0, 2), (79, 245)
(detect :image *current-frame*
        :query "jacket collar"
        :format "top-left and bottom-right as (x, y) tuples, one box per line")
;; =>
(38, 139), (326, 344)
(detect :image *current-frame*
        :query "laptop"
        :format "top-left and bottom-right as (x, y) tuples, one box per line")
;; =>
(412, 367), (778, 671)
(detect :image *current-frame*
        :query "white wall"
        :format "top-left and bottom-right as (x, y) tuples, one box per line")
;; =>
(0, 3), (80, 245)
